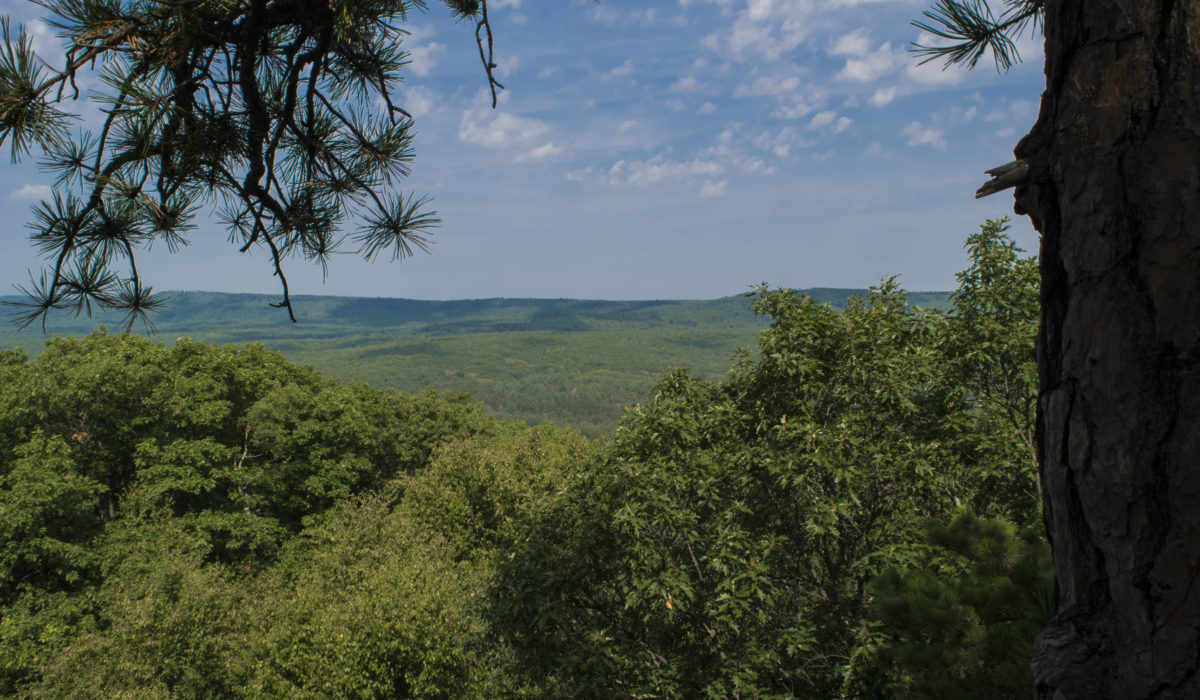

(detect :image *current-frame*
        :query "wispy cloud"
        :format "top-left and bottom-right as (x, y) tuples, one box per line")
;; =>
(702, 0), (818, 61)
(808, 110), (837, 129)
(516, 142), (563, 162)
(829, 31), (905, 82)
(608, 155), (723, 186)
(402, 26), (444, 78)
(700, 179), (728, 197)
(9, 184), (51, 201)
(458, 99), (551, 149)
(902, 121), (946, 149)
(733, 74), (802, 98)
(403, 86), (437, 119)
(603, 59), (635, 80)
(868, 86), (898, 106)
(671, 75), (707, 92)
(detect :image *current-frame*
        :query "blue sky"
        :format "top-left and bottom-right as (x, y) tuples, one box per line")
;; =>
(0, 0), (1044, 301)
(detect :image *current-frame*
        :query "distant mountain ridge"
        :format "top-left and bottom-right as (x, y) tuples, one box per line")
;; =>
(0, 288), (951, 338)
(0, 288), (952, 436)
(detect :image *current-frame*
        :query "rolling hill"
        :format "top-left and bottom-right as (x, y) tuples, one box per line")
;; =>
(0, 288), (950, 436)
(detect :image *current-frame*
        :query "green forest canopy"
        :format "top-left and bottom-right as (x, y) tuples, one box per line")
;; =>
(0, 290), (950, 437)
(0, 220), (1048, 697)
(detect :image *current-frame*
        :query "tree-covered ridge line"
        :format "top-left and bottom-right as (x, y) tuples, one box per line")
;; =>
(0, 288), (951, 338)
(1, 290), (951, 438)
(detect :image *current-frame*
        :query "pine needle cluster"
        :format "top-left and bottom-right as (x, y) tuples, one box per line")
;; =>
(912, 0), (1043, 72)
(0, 0), (495, 328)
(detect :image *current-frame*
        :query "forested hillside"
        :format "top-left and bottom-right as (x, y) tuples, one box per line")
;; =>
(0, 290), (950, 436)
(0, 221), (1050, 697)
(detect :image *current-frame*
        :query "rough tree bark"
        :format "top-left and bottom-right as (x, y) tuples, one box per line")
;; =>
(1013, 1), (1200, 697)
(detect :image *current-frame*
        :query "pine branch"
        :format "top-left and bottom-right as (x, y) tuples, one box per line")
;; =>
(911, 0), (1043, 72)
(4, 0), (501, 329)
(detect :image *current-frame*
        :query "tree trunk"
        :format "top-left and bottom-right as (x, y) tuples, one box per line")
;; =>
(1015, 1), (1200, 697)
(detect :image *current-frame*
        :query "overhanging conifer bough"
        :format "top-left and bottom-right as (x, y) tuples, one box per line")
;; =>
(0, 0), (500, 328)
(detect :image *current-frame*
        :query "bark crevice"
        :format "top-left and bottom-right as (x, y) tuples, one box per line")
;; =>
(1024, 1), (1200, 697)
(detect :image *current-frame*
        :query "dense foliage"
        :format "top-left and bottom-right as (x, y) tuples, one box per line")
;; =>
(0, 220), (1045, 697)
(490, 221), (1042, 697)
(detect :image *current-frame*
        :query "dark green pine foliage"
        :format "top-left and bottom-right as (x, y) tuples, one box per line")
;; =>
(0, 0), (495, 327)
(912, 0), (1043, 71)
(868, 510), (1053, 698)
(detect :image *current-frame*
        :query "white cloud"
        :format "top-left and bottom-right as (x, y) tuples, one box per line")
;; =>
(829, 29), (872, 57)
(403, 86), (437, 119)
(709, 127), (738, 156)
(589, 5), (663, 26)
(604, 59), (635, 80)
(27, 20), (59, 58)
(458, 98), (551, 149)
(9, 183), (51, 201)
(608, 155), (723, 186)
(671, 75), (706, 92)
(495, 54), (521, 78)
(566, 166), (594, 182)
(697, 101), (717, 114)
(733, 74), (802, 98)
(835, 41), (905, 82)
(752, 126), (810, 158)
(516, 142), (563, 162)
(903, 32), (968, 86)
(868, 86), (898, 106)
(705, 0), (818, 61)
(824, 0), (916, 6)
(700, 179), (728, 197)
(832, 116), (852, 133)
(619, 120), (638, 133)
(902, 121), (947, 149)
(772, 101), (817, 118)
(403, 26), (445, 78)
(904, 58), (966, 86)
(405, 49), (442, 78)
(984, 98), (1037, 123)
(1012, 28), (1045, 66)
(807, 110), (836, 129)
